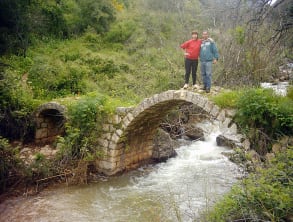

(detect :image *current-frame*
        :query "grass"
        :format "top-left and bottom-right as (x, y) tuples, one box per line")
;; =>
(211, 89), (242, 108)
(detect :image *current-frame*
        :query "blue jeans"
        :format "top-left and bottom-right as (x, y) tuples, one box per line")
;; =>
(200, 61), (212, 89)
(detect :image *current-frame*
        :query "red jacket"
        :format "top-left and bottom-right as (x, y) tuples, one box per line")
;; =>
(180, 39), (202, 60)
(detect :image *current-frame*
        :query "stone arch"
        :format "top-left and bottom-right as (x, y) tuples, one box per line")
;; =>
(98, 90), (229, 175)
(34, 102), (67, 144)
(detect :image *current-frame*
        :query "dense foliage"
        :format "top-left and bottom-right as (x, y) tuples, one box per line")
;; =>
(0, 0), (119, 55)
(235, 89), (293, 152)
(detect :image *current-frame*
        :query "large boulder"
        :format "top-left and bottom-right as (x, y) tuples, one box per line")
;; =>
(216, 134), (244, 149)
(152, 128), (177, 162)
(183, 123), (205, 141)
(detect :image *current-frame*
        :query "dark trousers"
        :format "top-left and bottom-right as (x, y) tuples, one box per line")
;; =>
(185, 58), (198, 85)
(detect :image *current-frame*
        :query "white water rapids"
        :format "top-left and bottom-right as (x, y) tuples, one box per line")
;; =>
(0, 121), (241, 222)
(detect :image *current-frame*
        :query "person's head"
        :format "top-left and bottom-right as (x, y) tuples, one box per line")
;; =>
(202, 31), (209, 40)
(191, 31), (198, 40)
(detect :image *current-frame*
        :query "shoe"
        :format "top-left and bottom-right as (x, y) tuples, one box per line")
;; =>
(192, 84), (198, 89)
(206, 88), (210, 93)
(183, 84), (188, 89)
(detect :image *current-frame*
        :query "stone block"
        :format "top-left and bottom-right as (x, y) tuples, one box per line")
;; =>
(111, 115), (121, 125)
(116, 129), (123, 137)
(111, 133), (120, 143)
(203, 100), (214, 113)
(102, 124), (110, 132)
(116, 107), (134, 115)
(173, 90), (187, 100)
(166, 90), (175, 100)
(41, 122), (48, 128)
(35, 129), (47, 139)
(126, 113), (134, 122)
(122, 118), (131, 129)
(102, 133), (112, 140)
(197, 96), (207, 108)
(98, 160), (116, 170)
(108, 149), (123, 157)
(98, 139), (109, 148)
(152, 94), (159, 104)
(108, 141), (117, 150)
(185, 91), (194, 102)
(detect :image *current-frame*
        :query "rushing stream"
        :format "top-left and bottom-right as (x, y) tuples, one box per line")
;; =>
(0, 121), (241, 222)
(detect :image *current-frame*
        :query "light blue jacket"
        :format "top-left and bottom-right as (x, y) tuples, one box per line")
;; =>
(200, 39), (219, 62)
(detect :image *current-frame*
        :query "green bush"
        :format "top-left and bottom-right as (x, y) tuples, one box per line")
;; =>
(235, 88), (293, 139)
(57, 93), (107, 161)
(205, 146), (293, 222)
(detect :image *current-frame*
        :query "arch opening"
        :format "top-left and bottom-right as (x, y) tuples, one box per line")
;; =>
(117, 100), (209, 172)
(35, 108), (66, 144)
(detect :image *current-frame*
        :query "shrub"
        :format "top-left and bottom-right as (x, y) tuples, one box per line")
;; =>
(57, 93), (107, 161)
(235, 88), (293, 138)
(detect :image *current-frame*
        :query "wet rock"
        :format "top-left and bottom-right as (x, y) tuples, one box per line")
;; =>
(183, 123), (204, 141)
(216, 134), (242, 149)
(152, 128), (177, 162)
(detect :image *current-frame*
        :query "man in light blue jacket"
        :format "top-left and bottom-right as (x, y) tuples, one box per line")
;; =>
(200, 31), (219, 93)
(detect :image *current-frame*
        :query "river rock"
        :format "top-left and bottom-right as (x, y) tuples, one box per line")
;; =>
(247, 150), (261, 164)
(183, 123), (204, 141)
(152, 128), (177, 162)
(272, 143), (282, 154)
(216, 134), (242, 149)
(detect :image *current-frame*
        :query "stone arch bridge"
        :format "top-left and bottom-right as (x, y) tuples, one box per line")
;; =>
(34, 90), (247, 175)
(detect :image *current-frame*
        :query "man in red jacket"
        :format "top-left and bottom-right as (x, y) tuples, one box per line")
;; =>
(180, 31), (202, 89)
